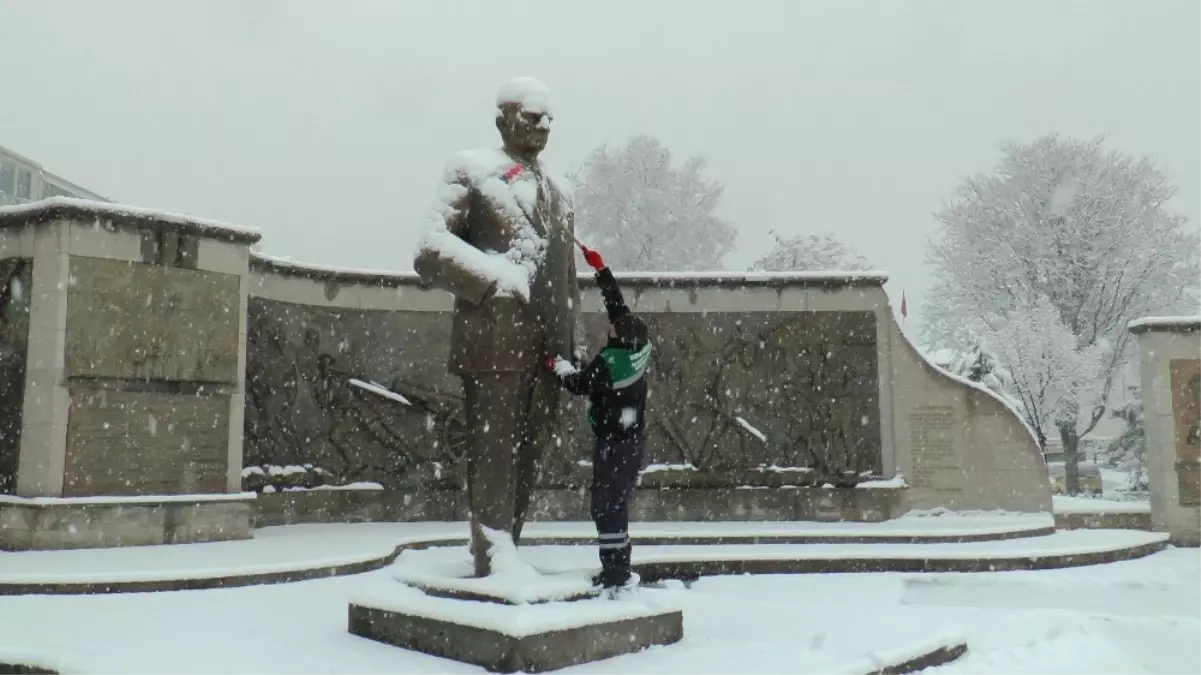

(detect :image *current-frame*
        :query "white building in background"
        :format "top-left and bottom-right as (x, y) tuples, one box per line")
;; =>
(0, 143), (108, 206)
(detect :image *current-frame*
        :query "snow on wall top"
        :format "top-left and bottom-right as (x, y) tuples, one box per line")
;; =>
(1127, 315), (1201, 333)
(494, 76), (553, 116)
(251, 250), (890, 288)
(0, 196), (262, 243)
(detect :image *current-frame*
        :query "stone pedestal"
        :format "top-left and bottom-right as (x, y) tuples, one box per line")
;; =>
(350, 543), (683, 673)
(0, 200), (259, 548)
(349, 582), (682, 673)
(1131, 317), (1201, 547)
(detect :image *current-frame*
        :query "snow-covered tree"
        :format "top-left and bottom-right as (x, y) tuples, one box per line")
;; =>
(749, 231), (871, 272)
(967, 295), (1106, 454)
(923, 135), (1199, 493)
(1107, 385), (1148, 492)
(571, 134), (735, 271)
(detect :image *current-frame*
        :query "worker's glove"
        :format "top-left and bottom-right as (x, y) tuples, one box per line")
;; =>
(546, 355), (578, 377)
(582, 247), (605, 271)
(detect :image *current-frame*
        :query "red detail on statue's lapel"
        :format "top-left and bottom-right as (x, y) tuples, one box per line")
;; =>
(502, 164), (526, 184)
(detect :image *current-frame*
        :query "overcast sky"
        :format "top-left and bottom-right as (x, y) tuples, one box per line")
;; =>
(1, 0), (1197, 328)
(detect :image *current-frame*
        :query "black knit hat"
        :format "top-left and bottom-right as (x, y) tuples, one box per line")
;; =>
(612, 314), (648, 351)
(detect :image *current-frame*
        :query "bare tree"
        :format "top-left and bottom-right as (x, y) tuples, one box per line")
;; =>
(571, 134), (735, 271)
(923, 135), (1199, 494)
(750, 231), (871, 272)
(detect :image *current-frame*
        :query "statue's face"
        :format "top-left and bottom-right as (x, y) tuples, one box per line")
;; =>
(499, 104), (552, 157)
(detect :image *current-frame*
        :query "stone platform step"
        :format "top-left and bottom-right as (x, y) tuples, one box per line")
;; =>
(530, 529), (1171, 581)
(0, 515), (1156, 595)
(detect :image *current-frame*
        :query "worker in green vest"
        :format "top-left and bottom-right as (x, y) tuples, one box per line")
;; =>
(547, 246), (650, 591)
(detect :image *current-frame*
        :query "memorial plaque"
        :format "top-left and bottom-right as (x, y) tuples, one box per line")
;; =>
(65, 256), (240, 383)
(909, 405), (961, 492)
(64, 387), (230, 496)
(1170, 359), (1201, 506)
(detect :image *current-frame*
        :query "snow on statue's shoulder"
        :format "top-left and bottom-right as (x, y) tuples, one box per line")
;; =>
(418, 146), (545, 301)
(443, 147), (513, 184)
(495, 76), (553, 116)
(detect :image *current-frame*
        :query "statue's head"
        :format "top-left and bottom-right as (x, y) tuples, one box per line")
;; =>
(495, 77), (553, 160)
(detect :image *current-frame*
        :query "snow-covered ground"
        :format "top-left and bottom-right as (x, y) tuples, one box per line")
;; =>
(1, 545), (1195, 674)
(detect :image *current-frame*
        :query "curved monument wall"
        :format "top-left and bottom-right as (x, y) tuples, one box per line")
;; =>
(244, 252), (1051, 515)
(881, 315), (1052, 513)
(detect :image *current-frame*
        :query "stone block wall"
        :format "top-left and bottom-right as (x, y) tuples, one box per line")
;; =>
(1131, 317), (1201, 546)
(0, 201), (256, 499)
(0, 200), (256, 549)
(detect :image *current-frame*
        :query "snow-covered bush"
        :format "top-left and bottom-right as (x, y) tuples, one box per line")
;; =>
(1106, 385), (1149, 492)
(241, 464), (333, 492)
(924, 331), (1018, 405)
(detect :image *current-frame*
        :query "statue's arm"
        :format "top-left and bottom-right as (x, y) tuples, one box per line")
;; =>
(413, 170), (497, 305)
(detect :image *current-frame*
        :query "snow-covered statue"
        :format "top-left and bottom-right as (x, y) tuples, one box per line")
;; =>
(414, 77), (581, 576)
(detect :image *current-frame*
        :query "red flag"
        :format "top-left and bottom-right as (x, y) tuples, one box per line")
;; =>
(901, 290), (908, 321)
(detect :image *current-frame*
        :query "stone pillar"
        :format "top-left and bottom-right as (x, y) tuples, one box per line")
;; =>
(0, 201), (259, 499)
(1130, 316), (1201, 547)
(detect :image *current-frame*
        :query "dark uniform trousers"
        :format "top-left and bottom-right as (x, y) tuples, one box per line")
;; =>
(591, 435), (645, 577)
